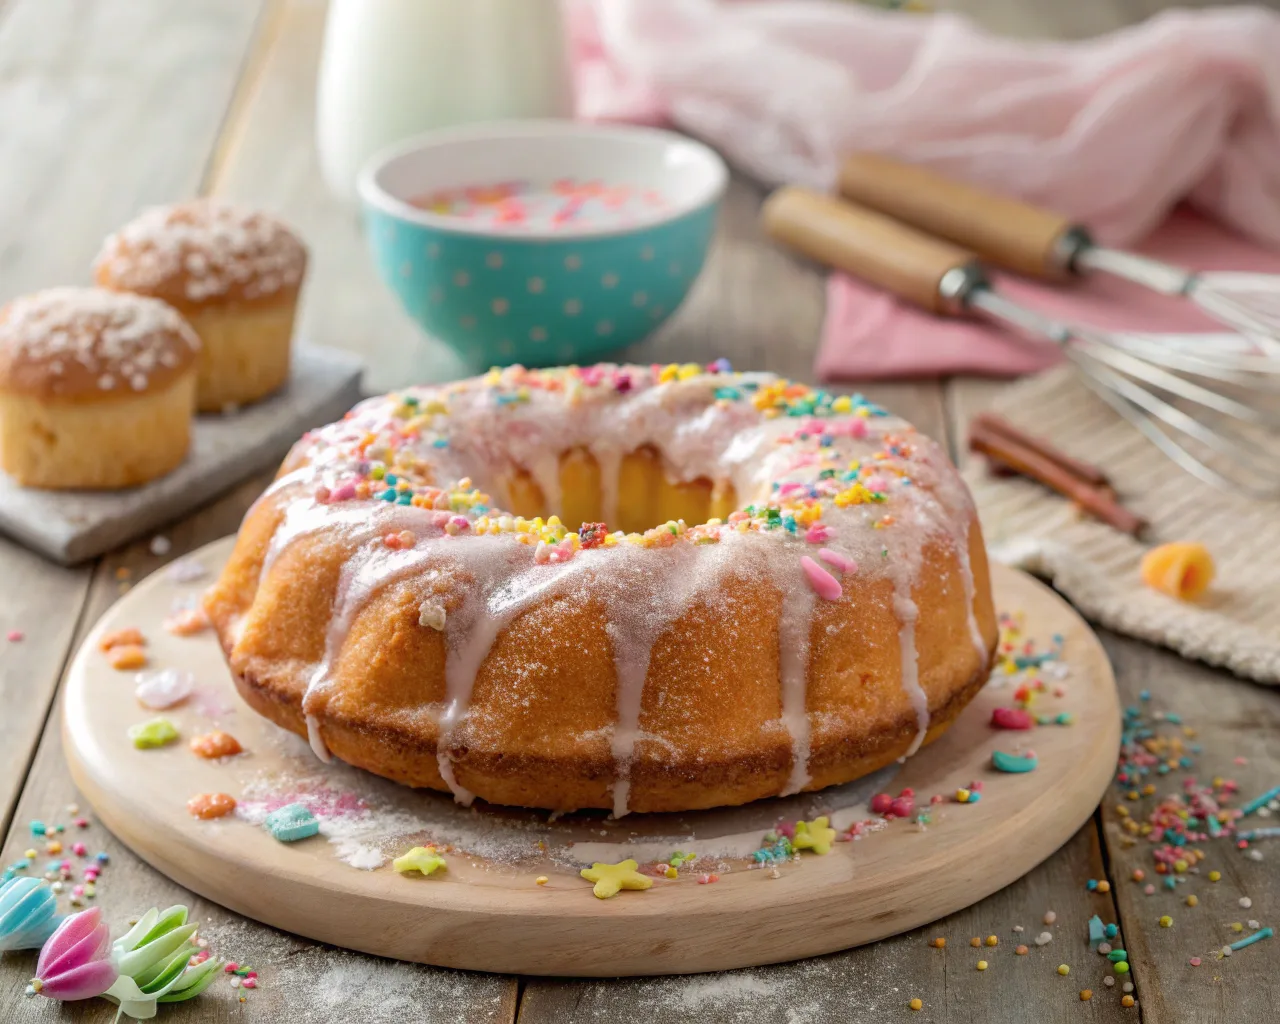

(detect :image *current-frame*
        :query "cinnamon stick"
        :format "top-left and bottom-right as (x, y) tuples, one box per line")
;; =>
(972, 412), (1110, 487)
(969, 421), (1147, 537)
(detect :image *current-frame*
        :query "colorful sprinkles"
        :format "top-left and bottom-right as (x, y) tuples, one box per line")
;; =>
(409, 178), (671, 232)
(296, 364), (900, 564)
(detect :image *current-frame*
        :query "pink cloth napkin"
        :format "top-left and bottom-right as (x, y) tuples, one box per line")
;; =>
(569, 0), (1280, 379)
(817, 209), (1280, 379)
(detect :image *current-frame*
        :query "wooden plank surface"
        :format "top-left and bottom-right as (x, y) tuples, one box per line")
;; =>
(3, 0), (1278, 1019)
(0, 474), (521, 1022)
(519, 824), (1131, 1023)
(1097, 637), (1280, 1024)
(0, 0), (265, 841)
(0, 0), (266, 300)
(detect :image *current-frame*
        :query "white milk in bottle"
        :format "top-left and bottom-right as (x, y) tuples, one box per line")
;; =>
(317, 0), (573, 201)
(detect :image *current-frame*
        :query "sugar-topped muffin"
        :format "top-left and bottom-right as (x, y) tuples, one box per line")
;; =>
(0, 287), (199, 489)
(94, 199), (307, 413)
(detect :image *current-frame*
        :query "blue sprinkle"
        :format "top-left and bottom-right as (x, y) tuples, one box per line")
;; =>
(433, 438), (449, 449)
(396, 493), (413, 505)
(1229, 927), (1273, 951)
(967, 791), (981, 803)
(263, 803), (320, 843)
(1105, 923), (1119, 939)
(1179, 757), (1194, 768)
(1163, 876), (1177, 890)
(384, 474), (397, 486)
(1088, 915), (1105, 948)
(1140, 689), (1150, 701)
(29, 822), (45, 837)
(95, 853), (108, 864)
(1087, 879), (1099, 891)
(711, 357), (732, 373)
(1164, 713), (1183, 724)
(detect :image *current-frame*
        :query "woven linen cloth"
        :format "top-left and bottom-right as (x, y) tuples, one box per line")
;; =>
(965, 366), (1280, 684)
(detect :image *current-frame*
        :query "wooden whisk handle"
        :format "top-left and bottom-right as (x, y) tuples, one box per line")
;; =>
(837, 153), (1079, 280)
(761, 186), (983, 315)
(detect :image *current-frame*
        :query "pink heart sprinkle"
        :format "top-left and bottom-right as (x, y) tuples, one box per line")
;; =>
(803, 524), (832, 545)
(991, 707), (1034, 730)
(800, 556), (842, 601)
(1189, 957), (1201, 966)
(817, 548), (857, 575)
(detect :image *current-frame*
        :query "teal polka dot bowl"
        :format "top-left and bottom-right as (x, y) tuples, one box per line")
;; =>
(358, 121), (727, 368)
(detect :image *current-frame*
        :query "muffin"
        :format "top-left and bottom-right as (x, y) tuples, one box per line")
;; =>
(0, 287), (200, 489)
(94, 199), (307, 413)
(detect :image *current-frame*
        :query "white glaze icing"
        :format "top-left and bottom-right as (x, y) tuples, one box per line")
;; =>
(245, 365), (982, 810)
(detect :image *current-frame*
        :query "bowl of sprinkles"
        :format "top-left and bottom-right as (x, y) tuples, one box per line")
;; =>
(358, 120), (727, 368)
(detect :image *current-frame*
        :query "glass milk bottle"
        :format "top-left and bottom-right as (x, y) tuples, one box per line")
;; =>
(317, 0), (574, 201)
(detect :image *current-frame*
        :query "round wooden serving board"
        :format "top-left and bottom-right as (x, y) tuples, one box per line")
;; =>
(64, 537), (1120, 977)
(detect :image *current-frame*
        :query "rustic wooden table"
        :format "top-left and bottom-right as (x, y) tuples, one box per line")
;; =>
(2, 2), (1278, 1022)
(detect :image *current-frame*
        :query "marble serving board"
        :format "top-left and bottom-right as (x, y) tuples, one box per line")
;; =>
(0, 345), (363, 564)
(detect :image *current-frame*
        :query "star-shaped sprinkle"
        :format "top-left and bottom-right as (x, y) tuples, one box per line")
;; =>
(579, 859), (653, 899)
(393, 846), (446, 876)
(792, 817), (837, 855)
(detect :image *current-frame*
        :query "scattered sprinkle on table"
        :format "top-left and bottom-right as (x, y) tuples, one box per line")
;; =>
(1079, 989), (1092, 1001)
(1228, 926), (1273, 951)
(6, 629), (23, 642)
(1239, 896), (1252, 909)
(1159, 915), (1173, 927)
(580, 859), (653, 899)
(1043, 910), (1057, 924)
(909, 998), (923, 1011)
(187, 793), (236, 819)
(1015, 945), (1028, 955)
(393, 846), (446, 876)
(929, 937), (946, 948)
(535, 876), (549, 886)
(976, 960), (988, 971)
(1035, 931), (1053, 946)
(128, 717), (178, 749)
(1122, 994), (1136, 1007)
(991, 750), (1038, 773)
(263, 803), (319, 842)
(1057, 964), (1070, 976)
(970, 937), (982, 947)
(189, 730), (243, 759)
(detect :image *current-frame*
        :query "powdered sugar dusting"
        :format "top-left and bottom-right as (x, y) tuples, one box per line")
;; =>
(96, 198), (306, 303)
(0, 286), (198, 393)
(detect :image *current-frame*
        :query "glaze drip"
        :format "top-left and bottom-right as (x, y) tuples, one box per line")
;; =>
(240, 364), (983, 810)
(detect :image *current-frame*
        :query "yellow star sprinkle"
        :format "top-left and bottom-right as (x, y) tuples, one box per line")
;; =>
(393, 846), (447, 876)
(579, 859), (654, 899)
(792, 816), (837, 855)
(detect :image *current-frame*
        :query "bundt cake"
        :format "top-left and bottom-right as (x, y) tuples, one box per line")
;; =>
(205, 363), (997, 815)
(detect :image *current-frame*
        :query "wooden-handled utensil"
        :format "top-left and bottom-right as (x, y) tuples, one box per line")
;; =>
(837, 153), (1280, 353)
(761, 185), (1280, 497)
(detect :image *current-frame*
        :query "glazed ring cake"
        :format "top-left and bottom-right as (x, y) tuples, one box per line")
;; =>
(94, 198), (306, 413)
(0, 287), (199, 489)
(205, 363), (997, 815)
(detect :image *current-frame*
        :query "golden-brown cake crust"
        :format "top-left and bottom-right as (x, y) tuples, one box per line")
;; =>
(0, 287), (199, 401)
(93, 198), (307, 315)
(205, 365), (998, 814)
